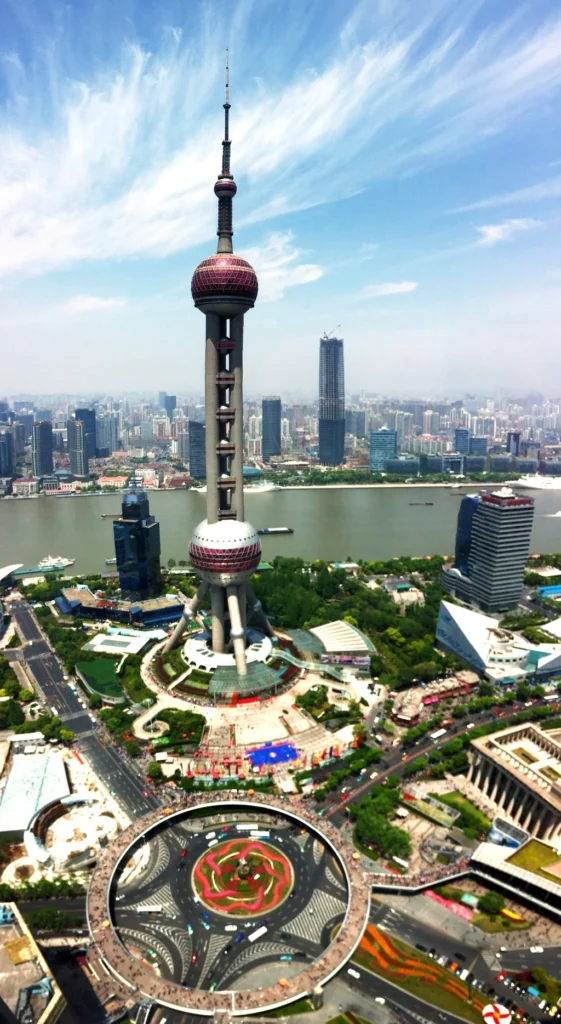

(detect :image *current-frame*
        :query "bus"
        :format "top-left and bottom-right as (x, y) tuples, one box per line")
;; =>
(248, 925), (268, 943)
(544, 694), (559, 704)
(429, 728), (447, 742)
(137, 906), (162, 914)
(250, 831), (270, 839)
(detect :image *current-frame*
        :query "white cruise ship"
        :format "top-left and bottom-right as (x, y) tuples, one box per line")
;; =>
(37, 555), (75, 569)
(191, 481), (280, 494)
(511, 475), (561, 491)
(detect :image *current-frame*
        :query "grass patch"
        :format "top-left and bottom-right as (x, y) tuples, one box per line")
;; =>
(354, 925), (485, 1024)
(430, 791), (490, 836)
(119, 655), (153, 704)
(508, 839), (561, 881)
(471, 913), (530, 934)
(75, 659), (124, 700)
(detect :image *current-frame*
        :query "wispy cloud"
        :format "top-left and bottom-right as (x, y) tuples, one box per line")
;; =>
(476, 218), (541, 246)
(59, 295), (128, 314)
(363, 281), (418, 299)
(241, 233), (323, 302)
(456, 176), (561, 211)
(1, 2), (561, 280)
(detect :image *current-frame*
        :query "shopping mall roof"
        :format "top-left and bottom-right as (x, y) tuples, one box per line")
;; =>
(209, 661), (282, 697)
(309, 619), (375, 654)
(82, 632), (153, 656)
(0, 753), (70, 837)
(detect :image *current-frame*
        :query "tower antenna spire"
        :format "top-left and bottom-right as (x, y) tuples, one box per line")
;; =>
(215, 48), (235, 252)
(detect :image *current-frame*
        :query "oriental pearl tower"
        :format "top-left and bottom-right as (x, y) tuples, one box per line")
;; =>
(165, 54), (273, 676)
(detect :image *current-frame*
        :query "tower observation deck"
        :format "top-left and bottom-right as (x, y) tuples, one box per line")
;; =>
(165, 54), (272, 676)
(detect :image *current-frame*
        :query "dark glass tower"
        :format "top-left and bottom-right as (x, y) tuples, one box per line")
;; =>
(68, 419), (88, 477)
(318, 334), (345, 466)
(262, 397), (281, 462)
(75, 408), (97, 461)
(454, 494), (480, 575)
(31, 421), (53, 476)
(113, 486), (162, 600)
(188, 420), (206, 479)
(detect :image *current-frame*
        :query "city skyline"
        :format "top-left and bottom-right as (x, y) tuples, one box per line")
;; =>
(0, 0), (560, 394)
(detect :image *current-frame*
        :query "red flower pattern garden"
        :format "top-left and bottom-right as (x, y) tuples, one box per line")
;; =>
(193, 839), (293, 916)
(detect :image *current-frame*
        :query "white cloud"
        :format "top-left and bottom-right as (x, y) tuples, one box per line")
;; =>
(363, 281), (418, 298)
(456, 176), (561, 211)
(241, 232), (323, 302)
(476, 218), (541, 246)
(59, 295), (128, 313)
(1, 4), (561, 278)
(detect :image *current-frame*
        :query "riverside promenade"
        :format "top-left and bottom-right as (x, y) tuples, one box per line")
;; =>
(86, 792), (371, 1017)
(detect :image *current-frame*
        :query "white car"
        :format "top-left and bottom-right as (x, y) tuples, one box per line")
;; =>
(347, 968), (360, 980)
(530, 946), (544, 953)
(370, 771), (379, 780)
(375, 997), (386, 1005)
(225, 925), (237, 932)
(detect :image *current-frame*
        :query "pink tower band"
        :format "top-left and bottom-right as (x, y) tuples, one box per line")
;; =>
(165, 53), (273, 674)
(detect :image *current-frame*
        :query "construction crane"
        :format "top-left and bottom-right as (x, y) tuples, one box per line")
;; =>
(321, 325), (341, 340)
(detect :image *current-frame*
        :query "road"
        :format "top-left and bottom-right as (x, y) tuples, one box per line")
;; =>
(78, 731), (160, 818)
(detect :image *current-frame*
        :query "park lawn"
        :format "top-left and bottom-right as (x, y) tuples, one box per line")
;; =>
(432, 791), (491, 831)
(508, 839), (561, 880)
(353, 926), (484, 1024)
(471, 912), (530, 934)
(75, 659), (124, 700)
(119, 658), (153, 704)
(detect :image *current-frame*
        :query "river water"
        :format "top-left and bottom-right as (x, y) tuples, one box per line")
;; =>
(1, 486), (561, 574)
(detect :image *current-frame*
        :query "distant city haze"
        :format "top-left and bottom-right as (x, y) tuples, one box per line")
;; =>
(0, 1), (560, 392)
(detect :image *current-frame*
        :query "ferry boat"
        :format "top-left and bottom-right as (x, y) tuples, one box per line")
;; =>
(257, 527), (293, 535)
(105, 557), (117, 564)
(408, 502), (434, 506)
(37, 555), (75, 569)
(192, 481), (281, 495)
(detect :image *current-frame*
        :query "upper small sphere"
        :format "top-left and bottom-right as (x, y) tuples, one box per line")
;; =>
(191, 253), (258, 316)
(214, 177), (237, 199)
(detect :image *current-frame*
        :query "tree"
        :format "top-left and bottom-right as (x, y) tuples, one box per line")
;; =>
(479, 890), (505, 917)
(146, 762), (164, 782)
(59, 728), (75, 744)
(124, 739), (141, 757)
(167, 558), (177, 568)
(88, 693), (102, 709)
(178, 559), (187, 567)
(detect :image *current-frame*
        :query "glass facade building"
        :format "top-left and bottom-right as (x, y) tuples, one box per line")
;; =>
(31, 421), (53, 477)
(188, 420), (206, 479)
(469, 436), (488, 457)
(113, 488), (161, 600)
(75, 408), (97, 462)
(369, 428), (397, 471)
(262, 397), (282, 462)
(318, 335), (345, 466)
(454, 428), (470, 454)
(67, 419), (88, 477)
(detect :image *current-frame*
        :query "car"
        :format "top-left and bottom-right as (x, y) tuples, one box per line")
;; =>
(187, 924), (193, 936)
(449, 962), (458, 974)
(370, 771), (379, 780)
(539, 1001), (547, 1011)
(201, 920), (210, 931)
(497, 973), (506, 982)
(235, 933), (245, 943)
(530, 946), (544, 953)
(280, 955), (293, 961)
(180, 848), (188, 857)
(191, 952), (198, 964)
(549, 1009), (559, 1019)
(429, 948), (437, 958)
(223, 945), (232, 955)
(142, 790), (148, 797)
(200, 911), (209, 920)
(455, 952), (466, 961)
(347, 968), (361, 980)
(437, 955), (447, 966)
(224, 925), (237, 932)
(375, 998), (386, 1005)
(416, 944), (427, 953)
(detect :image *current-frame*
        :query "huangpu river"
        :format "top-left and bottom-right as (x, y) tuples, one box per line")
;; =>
(1, 485), (561, 574)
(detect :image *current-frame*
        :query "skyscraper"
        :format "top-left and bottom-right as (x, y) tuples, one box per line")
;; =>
(454, 428), (470, 454)
(442, 488), (534, 613)
(262, 397), (281, 462)
(31, 422), (53, 477)
(113, 486), (161, 599)
(0, 431), (14, 478)
(164, 395), (177, 420)
(165, 55), (272, 675)
(95, 412), (119, 455)
(369, 428), (397, 472)
(75, 408), (97, 461)
(506, 431), (521, 457)
(188, 420), (206, 478)
(318, 334), (345, 466)
(469, 436), (488, 457)
(67, 419), (88, 477)
(158, 392), (167, 411)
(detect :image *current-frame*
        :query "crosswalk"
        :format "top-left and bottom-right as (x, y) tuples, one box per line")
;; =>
(200, 932), (230, 982)
(219, 940), (295, 986)
(283, 887), (347, 944)
(118, 926), (175, 975)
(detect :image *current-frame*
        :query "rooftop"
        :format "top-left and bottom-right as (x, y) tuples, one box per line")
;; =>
(0, 752), (70, 836)
(471, 723), (561, 812)
(309, 619), (375, 654)
(0, 903), (64, 1021)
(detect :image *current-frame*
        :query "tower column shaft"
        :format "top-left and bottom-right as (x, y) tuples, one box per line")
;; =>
(247, 584), (275, 638)
(230, 314), (244, 521)
(226, 584), (247, 677)
(211, 585), (225, 653)
(204, 313), (221, 524)
(164, 581), (209, 653)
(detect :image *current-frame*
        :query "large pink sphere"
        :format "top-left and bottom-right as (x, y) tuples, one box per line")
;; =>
(189, 519), (261, 584)
(191, 253), (258, 316)
(214, 178), (237, 199)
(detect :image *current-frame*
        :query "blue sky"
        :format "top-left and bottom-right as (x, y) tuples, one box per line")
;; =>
(1, 0), (560, 397)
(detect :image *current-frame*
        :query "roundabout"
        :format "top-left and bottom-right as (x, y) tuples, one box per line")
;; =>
(86, 793), (371, 1017)
(193, 837), (293, 916)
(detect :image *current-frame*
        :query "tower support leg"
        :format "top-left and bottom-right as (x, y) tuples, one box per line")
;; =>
(163, 581), (209, 653)
(211, 586), (226, 653)
(226, 584), (247, 677)
(247, 584), (275, 638)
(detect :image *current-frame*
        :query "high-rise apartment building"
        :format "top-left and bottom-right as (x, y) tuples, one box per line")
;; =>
(454, 428), (470, 454)
(369, 428), (397, 472)
(75, 408), (96, 462)
(423, 410), (440, 435)
(113, 486), (161, 600)
(188, 420), (206, 479)
(0, 431), (14, 478)
(262, 397), (281, 462)
(67, 419), (88, 477)
(318, 334), (345, 466)
(140, 421), (153, 444)
(164, 395), (177, 420)
(95, 412), (119, 455)
(11, 423), (26, 458)
(176, 431), (189, 463)
(31, 421), (53, 477)
(442, 488), (534, 613)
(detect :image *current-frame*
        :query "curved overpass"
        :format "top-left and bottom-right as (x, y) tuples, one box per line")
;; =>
(86, 792), (371, 1017)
